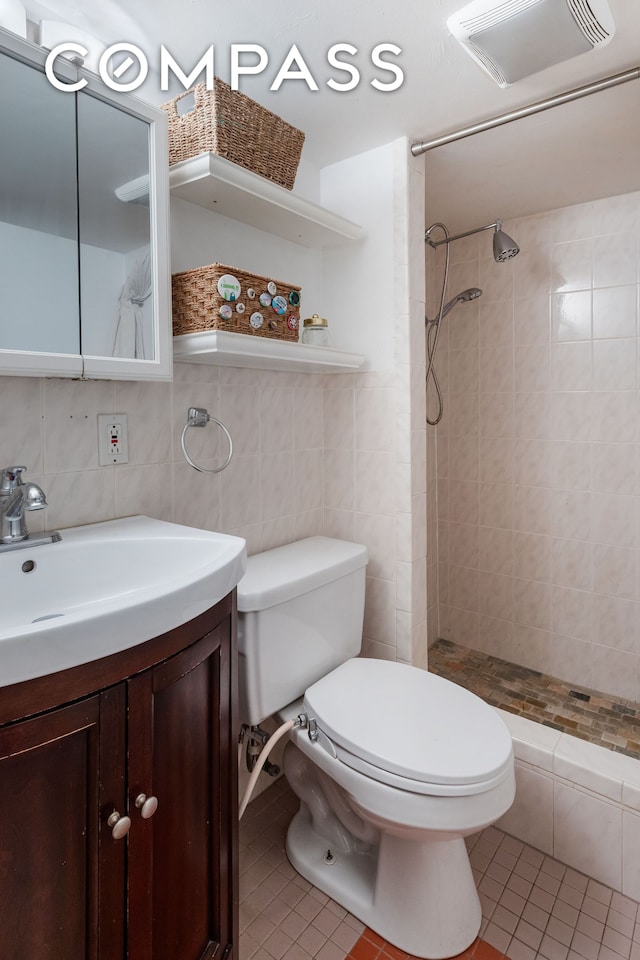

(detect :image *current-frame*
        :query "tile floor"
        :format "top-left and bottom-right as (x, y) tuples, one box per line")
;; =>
(240, 778), (640, 960)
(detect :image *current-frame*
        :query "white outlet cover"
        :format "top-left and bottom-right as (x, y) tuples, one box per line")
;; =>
(98, 413), (129, 466)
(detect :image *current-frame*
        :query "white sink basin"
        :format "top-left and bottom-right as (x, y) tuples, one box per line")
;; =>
(0, 515), (246, 688)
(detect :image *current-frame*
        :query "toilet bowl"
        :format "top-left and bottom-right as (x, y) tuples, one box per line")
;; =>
(237, 537), (515, 959)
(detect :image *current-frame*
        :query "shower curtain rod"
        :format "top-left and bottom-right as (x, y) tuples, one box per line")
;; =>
(410, 66), (640, 157)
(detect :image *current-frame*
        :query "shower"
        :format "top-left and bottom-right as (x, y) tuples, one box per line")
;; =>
(424, 218), (520, 425)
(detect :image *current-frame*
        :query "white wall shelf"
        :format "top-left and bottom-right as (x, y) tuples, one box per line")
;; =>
(168, 153), (364, 249)
(173, 331), (365, 373)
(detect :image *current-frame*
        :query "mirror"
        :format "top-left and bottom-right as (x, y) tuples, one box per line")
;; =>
(0, 29), (170, 380)
(0, 52), (79, 355)
(77, 94), (154, 361)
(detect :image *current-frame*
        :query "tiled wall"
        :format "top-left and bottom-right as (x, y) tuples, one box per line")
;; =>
(497, 708), (640, 901)
(0, 364), (326, 550)
(324, 142), (428, 666)
(0, 362), (399, 660)
(430, 189), (640, 701)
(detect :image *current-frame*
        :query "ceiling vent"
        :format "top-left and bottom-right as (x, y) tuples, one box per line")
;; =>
(447, 0), (616, 87)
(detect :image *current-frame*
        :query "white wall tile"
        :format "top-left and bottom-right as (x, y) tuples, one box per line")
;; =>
(497, 764), (554, 855)
(44, 379), (115, 474)
(46, 468), (115, 529)
(553, 736), (624, 803)
(0, 377), (43, 473)
(220, 454), (261, 529)
(115, 463), (173, 522)
(622, 812), (640, 902)
(172, 462), (220, 531)
(553, 782), (622, 890)
(260, 451), (296, 523)
(355, 451), (396, 517)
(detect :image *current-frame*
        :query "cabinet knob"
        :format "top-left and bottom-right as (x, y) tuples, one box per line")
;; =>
(135, 793), (159, 819)
(107, 810), (132, 840)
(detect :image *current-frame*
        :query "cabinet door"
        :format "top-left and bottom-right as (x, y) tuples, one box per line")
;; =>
(0, 686), (126, 960)
(0, 40), (82, 377)
(76, 87), (171, 381)
(127, 618), (238, 960)
(0, 29), (171, 381)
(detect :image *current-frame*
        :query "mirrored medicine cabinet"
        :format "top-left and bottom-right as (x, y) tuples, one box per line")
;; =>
(0, 28), (171, 380)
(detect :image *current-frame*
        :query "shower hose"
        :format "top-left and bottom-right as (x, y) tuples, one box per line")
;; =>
(425, 221), (451, 426)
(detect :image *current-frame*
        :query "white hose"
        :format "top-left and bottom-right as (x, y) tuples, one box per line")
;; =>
(238, 719), (295, 819)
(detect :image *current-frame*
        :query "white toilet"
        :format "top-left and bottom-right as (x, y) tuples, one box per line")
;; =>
(237, 537), (515, 960)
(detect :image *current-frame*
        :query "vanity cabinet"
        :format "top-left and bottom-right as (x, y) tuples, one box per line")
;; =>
(0, 27), (171, 380)
(0, 593), (237, 960)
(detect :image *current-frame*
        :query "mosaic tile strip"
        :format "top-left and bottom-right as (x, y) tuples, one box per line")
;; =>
(429, 638), (640, 760)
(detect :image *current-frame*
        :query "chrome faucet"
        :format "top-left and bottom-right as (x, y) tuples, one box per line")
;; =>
(0, 466), (61, 551)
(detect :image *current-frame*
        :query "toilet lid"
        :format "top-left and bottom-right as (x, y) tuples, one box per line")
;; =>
(303, 659), (513, 787)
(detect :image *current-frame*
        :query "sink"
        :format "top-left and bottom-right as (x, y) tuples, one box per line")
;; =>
(0, 515), (246, 688)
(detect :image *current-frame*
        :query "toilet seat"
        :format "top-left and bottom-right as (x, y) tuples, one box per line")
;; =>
(302, 658), (513, 797)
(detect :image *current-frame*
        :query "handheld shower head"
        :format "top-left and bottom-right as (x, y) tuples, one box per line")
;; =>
(440, 287), (483, 319)
(425, 285), (482, 426)
(493, 221), (519, 262)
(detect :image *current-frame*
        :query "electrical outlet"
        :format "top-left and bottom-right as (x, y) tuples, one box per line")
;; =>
(98, 414), (129, 465)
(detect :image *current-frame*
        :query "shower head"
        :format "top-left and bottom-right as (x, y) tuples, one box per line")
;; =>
(441, 287), (482, 319)
(493, 221), (520, 262)
(426, 218), (520, 263)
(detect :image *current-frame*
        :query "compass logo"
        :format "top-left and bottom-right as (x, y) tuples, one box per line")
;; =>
(45, 42), (404, 94)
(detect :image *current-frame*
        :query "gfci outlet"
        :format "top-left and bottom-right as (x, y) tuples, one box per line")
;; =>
(98, 414), (129, 465)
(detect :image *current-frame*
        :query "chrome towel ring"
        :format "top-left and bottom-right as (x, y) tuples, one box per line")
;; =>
(180, 407), (233, 474)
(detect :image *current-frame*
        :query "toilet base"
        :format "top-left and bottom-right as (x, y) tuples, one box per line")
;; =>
(286, 806), (482, 960)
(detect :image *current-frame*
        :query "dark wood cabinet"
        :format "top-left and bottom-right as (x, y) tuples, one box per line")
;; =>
(0, 593), (238, 960)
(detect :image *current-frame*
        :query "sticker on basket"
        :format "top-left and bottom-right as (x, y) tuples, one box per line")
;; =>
(250, 311), (264, 329)
(272, 295), (287, 315)
(247, 288), (256, 299)
(288, 290), (301, 307)
(287, 315), (299, 330)
(219, 304), (233, 320)
(267, 281), (277, 296)
(235, 302), (246, 314)
(217, 274), (241, 302)
(259, 292), (272, 308)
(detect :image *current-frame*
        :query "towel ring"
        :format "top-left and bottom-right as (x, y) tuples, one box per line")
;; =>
(180, 407), (233, 474)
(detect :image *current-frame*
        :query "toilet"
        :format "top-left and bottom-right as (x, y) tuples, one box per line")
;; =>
(236, 536), (515, 960)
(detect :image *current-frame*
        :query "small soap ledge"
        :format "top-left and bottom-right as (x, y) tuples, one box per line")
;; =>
(173, 330), (365, 374)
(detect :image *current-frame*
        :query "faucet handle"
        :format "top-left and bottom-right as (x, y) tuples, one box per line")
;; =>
(0, 466), (27, 494)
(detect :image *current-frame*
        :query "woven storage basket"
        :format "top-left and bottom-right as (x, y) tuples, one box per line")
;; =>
(172, 263), (302, 342)
(161, 79), (305, 190)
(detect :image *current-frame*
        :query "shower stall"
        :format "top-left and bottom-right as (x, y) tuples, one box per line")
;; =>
(425, 190), (640, 707)
(415, 25), (640, 900)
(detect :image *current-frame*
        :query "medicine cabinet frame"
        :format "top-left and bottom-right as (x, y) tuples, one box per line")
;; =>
(0, 27), (171, 381)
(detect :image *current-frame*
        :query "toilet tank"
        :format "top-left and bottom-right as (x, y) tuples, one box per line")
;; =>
(236, 537), (368, 725)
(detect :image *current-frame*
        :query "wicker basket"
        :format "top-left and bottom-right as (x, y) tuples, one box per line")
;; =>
(172, 263), (302, 342)
(161, 79), (305, 190)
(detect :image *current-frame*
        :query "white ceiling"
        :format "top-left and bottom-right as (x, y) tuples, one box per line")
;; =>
(20, 0), (640, 227)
